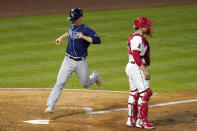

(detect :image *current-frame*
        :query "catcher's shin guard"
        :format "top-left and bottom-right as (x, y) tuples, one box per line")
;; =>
(136, 88), (154, 129)
(127, 89), (139, 126)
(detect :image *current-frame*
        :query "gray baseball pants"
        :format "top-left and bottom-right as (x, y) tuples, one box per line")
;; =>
(46, 55), (98, 108)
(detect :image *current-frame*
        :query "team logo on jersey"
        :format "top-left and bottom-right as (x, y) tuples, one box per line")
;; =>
(68, 30), (81, 39)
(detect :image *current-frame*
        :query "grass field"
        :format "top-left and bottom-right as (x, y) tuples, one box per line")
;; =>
(0, 5), (197, 93)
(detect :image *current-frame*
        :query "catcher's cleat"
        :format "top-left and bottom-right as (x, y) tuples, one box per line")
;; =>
(45, 107), (54, 114)
(126, 118), (136, 127)
(93, 71), (102, 87)
(135, 120), (154, 129)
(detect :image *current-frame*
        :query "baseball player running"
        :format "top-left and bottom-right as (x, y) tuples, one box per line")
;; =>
(45, 8), (102, 113)
(125, 17), (154, 129)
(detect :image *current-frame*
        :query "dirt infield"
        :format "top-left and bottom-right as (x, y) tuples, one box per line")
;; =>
(0, 0), (197, 17)
(0, 89), (197, 131)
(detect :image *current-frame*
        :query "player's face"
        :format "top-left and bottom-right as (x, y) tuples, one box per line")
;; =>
(72, 17), (82, 26)
(142, 26), (153, 37)
(142, 27), (148, 34)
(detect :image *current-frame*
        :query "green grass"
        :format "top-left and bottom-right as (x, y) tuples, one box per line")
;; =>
(0, 5), (197, 93)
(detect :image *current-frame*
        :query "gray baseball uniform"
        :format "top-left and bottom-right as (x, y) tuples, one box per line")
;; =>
(46, 21), (101, 112)
(46, 56), (99, 108)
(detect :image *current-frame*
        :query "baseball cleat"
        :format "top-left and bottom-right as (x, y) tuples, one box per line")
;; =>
(135, 120), (154, 129)
(93, 71), (102, 87)
(95, 79), (102, 87)
(45, 107), (54, 114)
(126, 120), (135, 127)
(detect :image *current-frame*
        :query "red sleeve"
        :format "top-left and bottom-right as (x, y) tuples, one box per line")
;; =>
(133, 50), (142, 67)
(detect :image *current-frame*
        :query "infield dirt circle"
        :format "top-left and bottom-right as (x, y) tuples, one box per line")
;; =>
(1, 0), (197, 131)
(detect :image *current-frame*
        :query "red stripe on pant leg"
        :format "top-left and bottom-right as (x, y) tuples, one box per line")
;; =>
(130, 89), (138, 92)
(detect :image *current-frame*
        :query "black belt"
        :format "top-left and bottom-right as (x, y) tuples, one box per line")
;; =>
(66, 54), (85, 61)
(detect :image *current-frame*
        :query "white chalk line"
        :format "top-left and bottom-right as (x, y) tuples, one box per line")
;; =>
(149, 99), (197, 107)
(88, 99), (197, 114)
(58, 107), (93, 112)
(23, 99), (197, 124)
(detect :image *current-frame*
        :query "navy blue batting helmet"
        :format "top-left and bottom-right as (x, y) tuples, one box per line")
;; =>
(68, 8), (83, 21)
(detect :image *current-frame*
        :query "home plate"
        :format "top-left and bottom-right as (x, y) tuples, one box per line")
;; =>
(24, 120), (50, 124)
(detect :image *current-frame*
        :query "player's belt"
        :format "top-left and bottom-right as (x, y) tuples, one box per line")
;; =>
(66, 54), (86, 61)
(130, 61), (147, 66)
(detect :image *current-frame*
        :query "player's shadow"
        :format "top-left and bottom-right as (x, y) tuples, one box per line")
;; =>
(152, 111), (197, 126)
(50, 105), (126, 121)
(51, 111), (85, 120)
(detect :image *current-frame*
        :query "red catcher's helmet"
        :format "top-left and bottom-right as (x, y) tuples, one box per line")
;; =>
(133, 17), (153, 36)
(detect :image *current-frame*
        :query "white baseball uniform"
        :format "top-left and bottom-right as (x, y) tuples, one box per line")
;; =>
(125, 32), (152, 127)
(126, 32), (150, 93)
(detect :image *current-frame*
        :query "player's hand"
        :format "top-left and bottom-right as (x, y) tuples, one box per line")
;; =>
(77, 33), (93, 43)
(140, 64), (150, 80)
(144, 70), (150, 80)
(56, 38), (61, 46)
(76, 33), (84, 39)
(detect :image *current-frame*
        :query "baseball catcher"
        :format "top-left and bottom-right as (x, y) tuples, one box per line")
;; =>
(125, 16), (154, 129)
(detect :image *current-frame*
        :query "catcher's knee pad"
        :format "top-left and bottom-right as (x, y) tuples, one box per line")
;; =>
(129, 89), (139, 103)
(139, 88), (152, 103)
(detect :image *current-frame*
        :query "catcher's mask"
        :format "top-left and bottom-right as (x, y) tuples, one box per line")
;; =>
(68, 8), (83, 21)
(133, 17), (153, 37)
